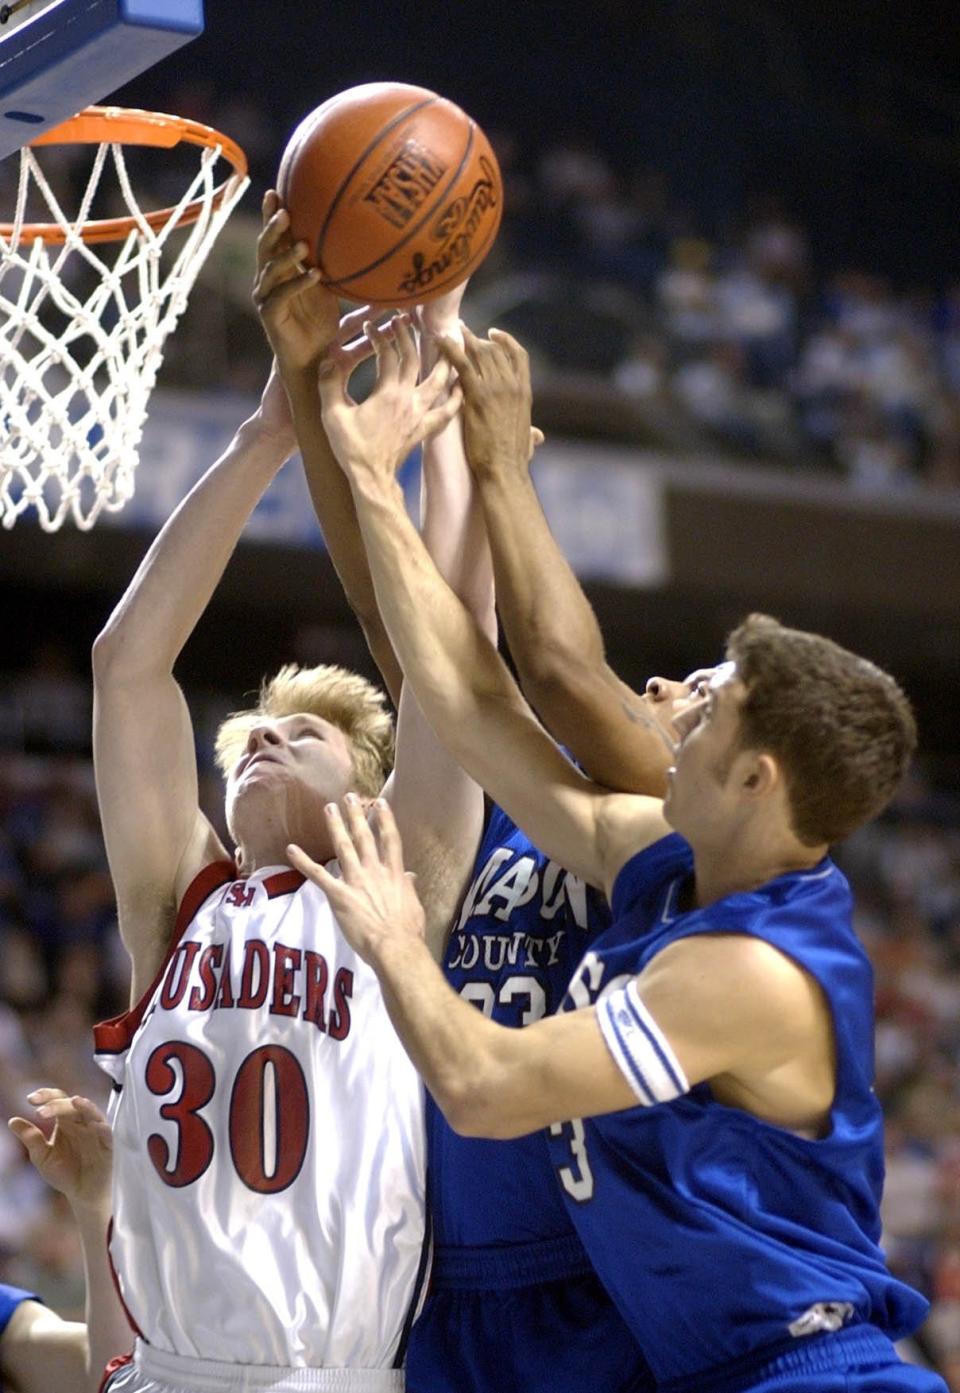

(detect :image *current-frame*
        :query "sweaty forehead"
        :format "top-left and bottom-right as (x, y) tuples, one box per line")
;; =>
(707, 661), (736, 692)
(708, 662), (747, 716)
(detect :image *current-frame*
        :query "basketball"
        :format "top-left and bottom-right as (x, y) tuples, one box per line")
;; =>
(277, 82), (503, 306)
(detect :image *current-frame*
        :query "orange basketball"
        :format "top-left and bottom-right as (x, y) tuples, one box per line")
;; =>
(277, 82), (503, 306)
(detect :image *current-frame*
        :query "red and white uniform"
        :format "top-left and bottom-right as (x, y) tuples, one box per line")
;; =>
(95, 861), (427, 1377)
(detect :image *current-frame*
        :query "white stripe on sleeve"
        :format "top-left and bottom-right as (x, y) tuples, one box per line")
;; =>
(597, 980), (689, 1106)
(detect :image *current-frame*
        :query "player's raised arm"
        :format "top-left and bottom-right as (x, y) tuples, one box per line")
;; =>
(437, 326), (673, 796)
(382, 290), (493, 956)
(92, 367), (299, 997)
(8, 1091), (132, 1391)
(319, 322), (668, 895)
(257, 231), (492, 954)
(255, 191), (404, 705)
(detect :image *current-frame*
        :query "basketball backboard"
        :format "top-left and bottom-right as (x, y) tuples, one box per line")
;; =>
(0, 0), (203, 162)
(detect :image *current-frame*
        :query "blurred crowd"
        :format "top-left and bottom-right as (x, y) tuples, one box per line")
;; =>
(840, 778), (960, 1384)
(0, 641), (956, 1382)
(487, 137), (960, 490)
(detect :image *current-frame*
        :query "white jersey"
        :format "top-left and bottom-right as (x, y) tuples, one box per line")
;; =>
(94, 861), (427, 1369)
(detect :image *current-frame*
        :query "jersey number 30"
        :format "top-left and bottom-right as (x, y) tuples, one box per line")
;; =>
(145, 1041), (308, 1193)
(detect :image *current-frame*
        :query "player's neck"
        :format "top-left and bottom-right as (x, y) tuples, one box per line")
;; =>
(691, 832), (827, 908)
(236, 834), (333, 876)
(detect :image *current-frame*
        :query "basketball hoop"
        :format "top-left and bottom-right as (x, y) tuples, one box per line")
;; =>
(0, 106), (249, 531)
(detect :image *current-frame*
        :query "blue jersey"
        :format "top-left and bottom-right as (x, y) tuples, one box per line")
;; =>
(0, 1282), (37, 1331)
(408, 804), (654, 1393)
(546, 832), (930, 1388)
(428, 802), (610, 1249)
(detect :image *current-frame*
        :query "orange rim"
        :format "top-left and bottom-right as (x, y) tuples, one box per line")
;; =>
(0, 106), (249, 245)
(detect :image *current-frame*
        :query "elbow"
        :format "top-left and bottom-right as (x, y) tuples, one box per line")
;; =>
(91, 617), (160, 687)
(519, 644), (601, 710)
(431, 1017), (542, 1140)
(91, 624), (124, 681)
(439, 1072), (530, 1142)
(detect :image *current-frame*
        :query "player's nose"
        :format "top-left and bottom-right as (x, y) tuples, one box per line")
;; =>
(645, 677), (682, 702)
(245, 721), (283, 752)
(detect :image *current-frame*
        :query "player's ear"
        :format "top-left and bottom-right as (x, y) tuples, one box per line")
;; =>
(740, 752), (778, 799)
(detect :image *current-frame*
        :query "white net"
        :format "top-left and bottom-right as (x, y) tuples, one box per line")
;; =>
(0, 124), (249, 530)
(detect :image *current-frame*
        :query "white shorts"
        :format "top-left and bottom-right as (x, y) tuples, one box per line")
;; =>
(103, 1343), (405, 1393)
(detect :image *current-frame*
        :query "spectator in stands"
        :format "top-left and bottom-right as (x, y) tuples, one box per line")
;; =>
(656, 236), (719, 345)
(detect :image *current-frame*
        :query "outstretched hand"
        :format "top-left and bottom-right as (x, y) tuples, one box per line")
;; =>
(254, 190), (341, 372)
(9, 1089), (112, 1213)
(287, 795), (426, 966)
(318, 314), (463, 488)
(436, 326), (544, 478)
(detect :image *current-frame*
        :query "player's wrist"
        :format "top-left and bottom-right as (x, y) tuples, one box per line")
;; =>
(347, 460), (404, 505)
(236, 413), (297, 459)
(471, 447), (533, 487)
(420, 316), (462, 343)
(66, 1189), (112, 1225)
(366, 917), (427, 976)
(276, 354), (323, 385)
(277, 361), (330, 420)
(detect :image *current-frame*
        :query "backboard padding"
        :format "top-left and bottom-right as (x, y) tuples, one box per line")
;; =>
(0, 0), (203, 162)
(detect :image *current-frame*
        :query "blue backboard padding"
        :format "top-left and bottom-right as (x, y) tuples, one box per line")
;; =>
(0, 0), (204, 163)
(121, 0), (203, 30)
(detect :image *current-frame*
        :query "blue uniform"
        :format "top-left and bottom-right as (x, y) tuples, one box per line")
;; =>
(406, 804), (654, 1393)
(547, 832), (945, 1393)
(0, 1284), (40, 1392)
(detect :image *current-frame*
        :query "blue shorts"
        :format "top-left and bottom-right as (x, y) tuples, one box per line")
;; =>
(659, 1325), (948, 1393)
(405, 1237), (653, 1393)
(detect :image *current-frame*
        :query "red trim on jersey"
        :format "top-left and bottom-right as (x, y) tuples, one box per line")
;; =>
(100, 1352), (134, 1393)
(175, 861), (240, 938)
(264, 868), (305, 898)
(93, 861), (237, 1055)
(104, 1215), (144, 1340)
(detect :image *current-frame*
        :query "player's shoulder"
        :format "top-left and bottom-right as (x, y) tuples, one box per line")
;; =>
(644, 931), (826, 1043)
(701, 856), (858, 973)
(650, 929), (797, 982)
(597, 793), (674, 900)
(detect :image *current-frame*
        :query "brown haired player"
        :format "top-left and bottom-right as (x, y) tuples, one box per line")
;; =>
(286, 319), (944, 1393)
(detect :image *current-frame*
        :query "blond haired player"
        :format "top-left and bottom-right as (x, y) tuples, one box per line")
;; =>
(91, 197), (489, 1393)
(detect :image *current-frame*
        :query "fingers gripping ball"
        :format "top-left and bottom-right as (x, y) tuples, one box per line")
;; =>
(277, 82), (503, 306)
